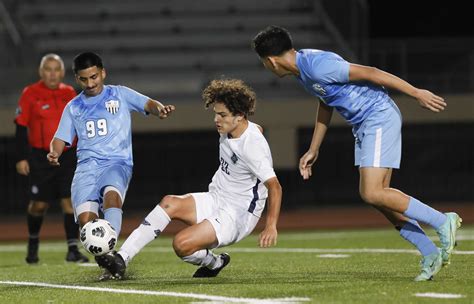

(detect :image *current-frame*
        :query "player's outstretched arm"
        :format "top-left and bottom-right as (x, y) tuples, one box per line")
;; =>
(145, 99), (176, 119)
(259, 177), (282, 248)
(47, 137), (66, 166)
(349, 64), (447, 112)
(300, 101), (332, 180)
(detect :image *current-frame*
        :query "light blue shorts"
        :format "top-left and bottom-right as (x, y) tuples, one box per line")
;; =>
(71, 159), (132, 213)
(353, 101), (402, 169)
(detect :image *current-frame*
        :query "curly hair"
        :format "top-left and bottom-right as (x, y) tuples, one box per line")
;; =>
(202, 79), (256, 118)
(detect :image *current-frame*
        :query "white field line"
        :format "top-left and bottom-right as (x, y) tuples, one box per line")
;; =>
(415, 292), (465, 299)
(0, 281), (310, 304)
(0, 244), (473, 255)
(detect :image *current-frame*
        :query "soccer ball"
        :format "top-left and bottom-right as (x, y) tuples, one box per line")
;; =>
(80, 219), (117, 256)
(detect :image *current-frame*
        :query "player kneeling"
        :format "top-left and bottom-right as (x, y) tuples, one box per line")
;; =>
(97, 79), (282, 279)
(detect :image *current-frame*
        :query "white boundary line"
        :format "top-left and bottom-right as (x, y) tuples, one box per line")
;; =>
(415, 292), (465, 299)
(0, 281), (310, 303)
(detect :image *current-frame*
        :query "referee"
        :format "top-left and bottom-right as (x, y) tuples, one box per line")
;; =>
(15, 54), (89, 264)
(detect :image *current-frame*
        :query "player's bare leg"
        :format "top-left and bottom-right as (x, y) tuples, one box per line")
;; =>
(173, 220), (230, 278)
(359, 167), (459, 280)
(97, 194), (197, 279)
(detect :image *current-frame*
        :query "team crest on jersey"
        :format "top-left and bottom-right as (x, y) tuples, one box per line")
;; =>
(231, 153), (238, 164)
(105, 99), (120, 114)
(312, 83), (327, 96)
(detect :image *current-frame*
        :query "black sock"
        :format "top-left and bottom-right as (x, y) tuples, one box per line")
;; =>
(27, 213), (43, 241)
(64, 213), (79, 251)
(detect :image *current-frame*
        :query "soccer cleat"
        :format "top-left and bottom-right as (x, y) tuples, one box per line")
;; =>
(98, 269), (114, 281)
(436, 212), (462, 266)
(414, 250), (443, 281)
(25, 239), (39, 264)
(95, 251), (126, 280)
(193, 253), (231, 278)
(66, 249), (90, 263)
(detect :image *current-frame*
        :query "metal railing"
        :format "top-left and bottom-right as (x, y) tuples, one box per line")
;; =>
(0, 0), (21, 47)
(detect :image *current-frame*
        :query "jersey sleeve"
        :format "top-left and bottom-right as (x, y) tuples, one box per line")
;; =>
(54, 103), (76, 146)
(117, 86), (149, 114)
(307, 52), (350, 84)
(14, 87), (33, 126)
(242, 136), (276, 183)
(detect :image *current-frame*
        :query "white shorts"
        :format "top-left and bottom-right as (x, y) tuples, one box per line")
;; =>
(191, 192), (260, 248)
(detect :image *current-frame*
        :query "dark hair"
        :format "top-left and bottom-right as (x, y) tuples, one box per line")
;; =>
(202, 79), (256, 118)
(72, 52), (103, 74)
(252, 25), (293, 58)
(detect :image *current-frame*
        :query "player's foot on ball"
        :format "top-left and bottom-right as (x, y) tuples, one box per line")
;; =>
(95, 251), (126, 280)
(193, 253), (230, 278)
(66, 249), (90, 263)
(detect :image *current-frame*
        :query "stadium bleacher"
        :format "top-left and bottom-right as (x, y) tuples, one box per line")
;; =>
(11, 0), (348, 101)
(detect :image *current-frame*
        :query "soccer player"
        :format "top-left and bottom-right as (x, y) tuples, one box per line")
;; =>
(252, 26), (462, 281)
(47, 52), (175, 278)
(96, 79), (282, 280)
(15, 54), (89, 264)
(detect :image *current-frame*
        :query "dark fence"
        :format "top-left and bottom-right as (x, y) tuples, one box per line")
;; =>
(1, 123), (472, 214)
(295, 122), (474, 206)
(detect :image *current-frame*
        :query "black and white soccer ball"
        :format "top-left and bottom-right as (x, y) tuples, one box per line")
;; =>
(80, 219), (117, 256)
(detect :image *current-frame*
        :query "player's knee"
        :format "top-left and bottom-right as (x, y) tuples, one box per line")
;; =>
(103, 190), (122, 208)
(28, 201), (49, 215)
(359, 189), (381, 205)
(159, 195), (181, 218)
(172, 235), (194, 257)
(60, 199), (74, 214)
(78, 212), (98, 228)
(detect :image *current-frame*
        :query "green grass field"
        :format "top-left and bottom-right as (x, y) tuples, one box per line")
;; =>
(1, 227), (472, 303)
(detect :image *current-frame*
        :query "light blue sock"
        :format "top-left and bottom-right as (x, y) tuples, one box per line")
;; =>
(400, 219), (439, 256)
(403, 197), (447, 229)
(104, 207), (123, 237)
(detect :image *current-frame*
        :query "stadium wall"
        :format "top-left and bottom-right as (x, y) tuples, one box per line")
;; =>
(0, 94), (472, 214)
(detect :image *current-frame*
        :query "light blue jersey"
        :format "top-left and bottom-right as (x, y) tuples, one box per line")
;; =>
(296, 49), (392, 126)
(55, 85), (149, 215)
(55, 85), (148, 166)
(296, 49), (403, 169)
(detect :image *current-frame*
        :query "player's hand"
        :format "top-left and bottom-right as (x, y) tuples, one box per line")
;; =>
(16, 160), (30, 175)
(47, 151), (60, 166)
(415, 89), (446, 113)
(159, 104), (175, 119)
(259, 226), (277, 248)
(299, 150), (319, 180)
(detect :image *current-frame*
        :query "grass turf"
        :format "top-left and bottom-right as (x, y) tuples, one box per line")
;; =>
(0, 227), (472, 303)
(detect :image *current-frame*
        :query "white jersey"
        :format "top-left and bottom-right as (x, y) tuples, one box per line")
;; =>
(208, 121), (276, 217)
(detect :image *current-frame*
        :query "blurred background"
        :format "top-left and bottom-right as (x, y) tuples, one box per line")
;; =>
(0, 0), (472, 231)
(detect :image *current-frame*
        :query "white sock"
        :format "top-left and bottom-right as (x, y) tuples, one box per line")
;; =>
(120, 205), (171, 264)
(182, 249), (222, 269)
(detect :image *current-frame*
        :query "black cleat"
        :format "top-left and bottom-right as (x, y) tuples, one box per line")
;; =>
(25, 239), (39, 264)
(98, 269), (115, 281)
(193, 253), (230, 278)
(25, 254), (39, 264)
(66, 250), (90, 263)
(95, 251), (126, 280)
